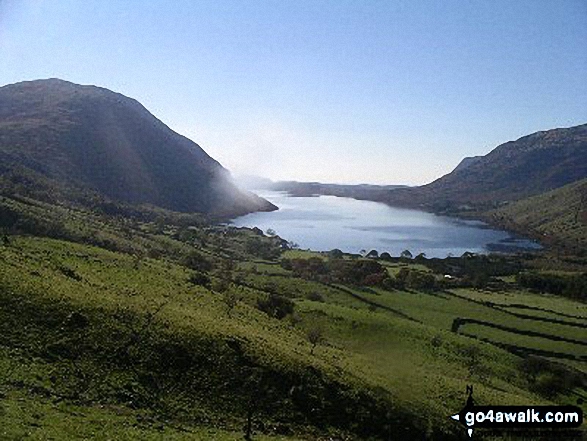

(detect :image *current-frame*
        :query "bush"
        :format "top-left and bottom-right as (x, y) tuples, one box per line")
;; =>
(256, 294), (294, 319)
(519, 356), (583, 398)
(188, 272), (211, 288)
(306, 292), (324, 302)
(533, 372), (567, 399)
(181, 251), (213, 272)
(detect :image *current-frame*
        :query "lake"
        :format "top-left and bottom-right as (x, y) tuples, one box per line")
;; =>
(231, 191), (541, 258)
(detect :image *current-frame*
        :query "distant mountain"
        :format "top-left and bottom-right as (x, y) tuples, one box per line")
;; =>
(233, 174), (275, 191)
(451, 156), (482, 173)
(233, 174), (409, 200)
(270, 180), (409, 198)
(382, 123), (587, 211)
(0, 79), (275, 216)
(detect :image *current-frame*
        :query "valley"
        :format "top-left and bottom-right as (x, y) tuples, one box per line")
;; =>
(0, 191), (585, 440)
(0, 79), (585, 440)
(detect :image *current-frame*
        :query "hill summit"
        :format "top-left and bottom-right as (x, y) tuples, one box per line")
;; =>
(0, 79), (275, 216)
(382, 123), (587, 211)
(423, 123), (587, 205)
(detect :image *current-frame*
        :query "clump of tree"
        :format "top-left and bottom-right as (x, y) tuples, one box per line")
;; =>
(339, 260), (388, 286)
(517, 272), (587, 301)
(422, 254), (521, 280)
(283, 257), (390, 287)
(181, 250), (214, 272)
(395, 268), (437, 291)
(282, 257), (329, 281)
(245, 236), (282, 260)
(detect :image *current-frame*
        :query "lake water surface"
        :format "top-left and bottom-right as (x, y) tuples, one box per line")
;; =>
(231, 191), (541, 258)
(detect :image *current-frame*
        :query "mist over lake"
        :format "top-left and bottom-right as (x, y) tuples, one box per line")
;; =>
(231, 191), (541, 258)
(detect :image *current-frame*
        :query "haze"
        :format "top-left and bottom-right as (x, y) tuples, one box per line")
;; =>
(1, 0), (586, 185)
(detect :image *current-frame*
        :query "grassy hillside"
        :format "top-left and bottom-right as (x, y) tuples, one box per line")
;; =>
(0, 193), (585, 440)
(488, 178), (587, 255)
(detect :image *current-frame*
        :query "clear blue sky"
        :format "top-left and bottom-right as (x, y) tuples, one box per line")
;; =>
(1, 0), (586, 185)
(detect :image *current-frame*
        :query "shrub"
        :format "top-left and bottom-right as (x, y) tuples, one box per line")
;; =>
(307, 292), (324, 302)
(533, 372), (566, 399)
(256, 294), (294, 319)
(222, 290), (240, 317)
(181, 251), (213, 272)
(520, 356), (583, 398)
(188, 272), (211, 288)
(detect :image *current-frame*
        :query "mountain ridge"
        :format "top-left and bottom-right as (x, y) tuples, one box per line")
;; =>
(419, 123), (587, 206)
(0, 78), (276, 217)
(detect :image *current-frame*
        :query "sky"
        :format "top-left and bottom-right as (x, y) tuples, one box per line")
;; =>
(1, 0), (586, 185)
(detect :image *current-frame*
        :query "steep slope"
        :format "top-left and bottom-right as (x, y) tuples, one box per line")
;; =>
(488, 178), (587, 254)
(0, 79), (275, 216)
(382, 123), (587, 211)
(450, 155), (482, 173)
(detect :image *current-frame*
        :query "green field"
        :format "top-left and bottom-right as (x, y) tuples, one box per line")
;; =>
(0, 196), (585, 440)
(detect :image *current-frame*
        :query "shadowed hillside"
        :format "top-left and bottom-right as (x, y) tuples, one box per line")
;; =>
(0, 79), (275, 217)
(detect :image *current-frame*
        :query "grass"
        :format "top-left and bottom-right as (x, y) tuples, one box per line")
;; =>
(0, 389), (302, 441)
(0, 193), (585, 439)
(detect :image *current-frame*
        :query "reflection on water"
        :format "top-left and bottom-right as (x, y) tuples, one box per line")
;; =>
(231, 191), (541, 258)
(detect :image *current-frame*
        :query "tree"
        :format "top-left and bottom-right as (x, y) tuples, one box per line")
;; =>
(328, 248), (344, 259)
(406, 271), (436, 291)
(212, 277), (230, 293)
(306, 326), (324, 354)
(400, 250), (413, 260)
(0, 227), (10, 246)
(222, 290), (240, 317)
(366, 249), (379, 258)
(394, 268), (410, 289)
